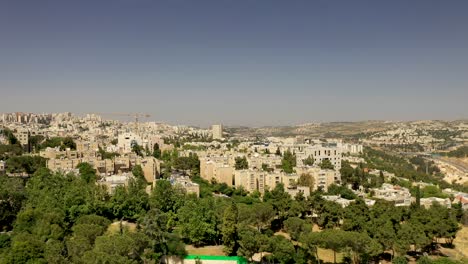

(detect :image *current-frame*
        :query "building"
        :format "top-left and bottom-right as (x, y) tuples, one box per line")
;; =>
(296, 167), (339, 192)
(420, 197), (452, 209)
(372, 183), (412, 206)
(200, 157), (234, 185)
(342, 143), (363, 154)
(286, 186), (310, 198)
(100, 173), (133, 194)
(14, 129), (29, 146)
(212, 124), (223, 140)
(169, 174), (200, 197)
(118, 132), (143, 153)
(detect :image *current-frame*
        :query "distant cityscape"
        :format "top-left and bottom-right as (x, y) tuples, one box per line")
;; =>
(1, 112), (467, 263)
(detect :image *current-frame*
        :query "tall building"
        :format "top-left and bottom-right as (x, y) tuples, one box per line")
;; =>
(212, 124), (223, 140)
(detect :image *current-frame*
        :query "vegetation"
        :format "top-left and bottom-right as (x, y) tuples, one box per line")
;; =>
(281, 149), (296, 173)
(442, 146), (468, 158)
(319, 159), (335, 170)
(234, 156), (249, 170)
(302, 154), (315, 166)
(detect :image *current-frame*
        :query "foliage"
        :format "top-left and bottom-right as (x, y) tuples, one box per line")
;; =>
(234, 156), (248, 170)
(297, 173), (315, 193)
(281, 149), (296, 173)
(302, 154), (315, 166)
(319, 159), (335, 170)
(327, 184), (357, 199)
(5, 155), (46, 174)
(222, 202), (239, 255)
(152, 143), (161, 159)
(442, 146), (468, 158)
(77, 162), (97, 183)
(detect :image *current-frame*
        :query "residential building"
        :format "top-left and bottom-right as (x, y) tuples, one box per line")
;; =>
(212, 124), (223, 140)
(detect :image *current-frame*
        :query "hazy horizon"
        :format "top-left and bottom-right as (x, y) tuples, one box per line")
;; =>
(1, 0), (467, 126)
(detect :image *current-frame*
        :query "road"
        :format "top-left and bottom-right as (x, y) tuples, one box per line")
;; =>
(431, 156), (468, 174)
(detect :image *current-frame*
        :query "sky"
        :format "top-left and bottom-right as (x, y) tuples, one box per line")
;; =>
(1, 0), (467, 127)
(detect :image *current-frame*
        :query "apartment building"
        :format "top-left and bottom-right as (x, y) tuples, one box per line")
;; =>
(372, 183), (412, 206)
(212, 124), (223, 140)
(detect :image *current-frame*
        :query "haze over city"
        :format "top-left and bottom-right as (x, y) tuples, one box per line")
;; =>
(1, 0), (468, 126)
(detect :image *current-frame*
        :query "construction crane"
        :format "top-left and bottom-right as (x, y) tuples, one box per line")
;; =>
(93, 112), (151, 131)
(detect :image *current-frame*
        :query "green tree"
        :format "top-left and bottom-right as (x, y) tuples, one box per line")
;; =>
(132, 165), (147, 185)
(77, 162), (97, 183)
(249, 202), (275, 231)
(302, 155), (314, 166)
(284, 217), (310, 241)
(237, 225), (265, 261)
(319, 159), (334, 170)
(266, 235), (295, 264)
(275, 147), (282, 156)
(221, 202), (238, 255)
(0, 176), (26, 231)
(264, 184), (292, 227)
(150, 180), (185, 213)
(281, 150), (296, 173)
(177, 198), (220, 246)
(153, 143), (161, 159)
(297, 173), (315, 193)
(393, 256), (408, 264)
(62, 137), (77, 150)
(141, 209), (186, 262)
(234, 156), (248, 170)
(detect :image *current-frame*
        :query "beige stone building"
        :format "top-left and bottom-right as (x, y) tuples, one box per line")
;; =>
(46, 152), (160, 184)
(212, 124), (223, 140)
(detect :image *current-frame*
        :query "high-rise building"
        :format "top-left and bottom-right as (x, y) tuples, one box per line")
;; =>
(212, 124), (223, 140)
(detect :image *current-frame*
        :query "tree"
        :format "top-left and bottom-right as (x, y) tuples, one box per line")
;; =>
(81, 232), (149, 264)
(62, 137), (76, 150)
(77, 162), (97, 183)
(266, 235), (295, 264)
(5, 156), (46, 174)
(281, 149), (296, 174)
(319, 159), (334, 170)
(177, 198), (220, 246)
(249, 202), (275, 231)
(393, 256), (408, 264)
(327, 184), (357, 200)
(316, 229), (348, 264)
(264, 184), (292, 227)
(153, 143), (161, 159)
(0, 176), (26, 231)
(234, 156), (248, 170)
(132, 143), (144, 157)
(302, 155), (314, 166)
(316, 200), (342, 229)
(275, 147), (282, 156)
(221, 202), (238, 255)
(150, 180), (185, 213)
(67, 215), (111, 262)
(297, 173), (315, 193)
(141, 209), (186, 262)
(237, 225), (264, 261)
(284, 217), (309, 241)
(342, 199), (370, 232)
(132, 165), (147, 185)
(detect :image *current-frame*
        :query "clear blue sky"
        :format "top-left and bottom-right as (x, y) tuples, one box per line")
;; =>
(1, 0), (467, 126)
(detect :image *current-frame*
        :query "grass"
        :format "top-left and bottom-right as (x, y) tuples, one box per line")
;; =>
(185, 245), (226, 256)
(317, 248), (344, 263)
(106, 221), (137, 234)
(438, 225), (468, 261)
